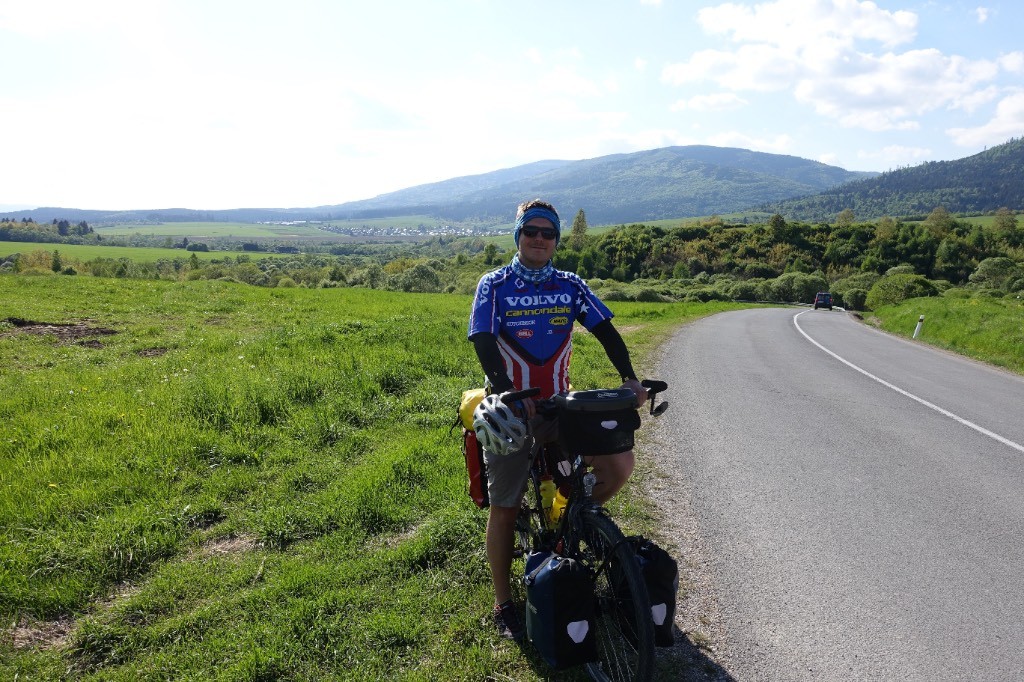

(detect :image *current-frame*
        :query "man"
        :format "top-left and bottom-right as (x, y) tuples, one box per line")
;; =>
(467, 198), (647, 640)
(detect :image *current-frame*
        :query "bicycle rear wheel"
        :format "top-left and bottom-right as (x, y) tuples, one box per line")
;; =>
(576, 509), (655, 682)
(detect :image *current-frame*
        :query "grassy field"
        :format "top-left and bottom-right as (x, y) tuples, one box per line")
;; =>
(93, 222), (332, 240)
(0, 242), (264, 264)
(869, 294), (1024, 375)
(0, 274), (747, 680)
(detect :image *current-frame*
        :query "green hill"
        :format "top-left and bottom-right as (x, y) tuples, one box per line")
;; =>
(764, 137), (1024, 221)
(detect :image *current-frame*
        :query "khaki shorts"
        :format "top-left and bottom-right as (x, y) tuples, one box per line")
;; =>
(483, 416), (558, 508)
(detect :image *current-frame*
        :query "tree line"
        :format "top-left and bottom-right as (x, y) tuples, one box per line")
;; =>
(3, 207), (1022, 310)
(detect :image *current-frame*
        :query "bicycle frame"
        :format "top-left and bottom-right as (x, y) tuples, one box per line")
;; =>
(521, 443), (598, 553)
(503, 381), (668, 682)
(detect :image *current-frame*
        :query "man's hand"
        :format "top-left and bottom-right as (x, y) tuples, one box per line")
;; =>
(509, 397), (537, 420)
(621, 378), (647, 408)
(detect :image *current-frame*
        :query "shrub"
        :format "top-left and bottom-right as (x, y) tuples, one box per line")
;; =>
(682, 287), (730, 303)
(969, 257), (1023, 291)
(601, 288), (630, 301)
(633, 288), (667, 302)
(865, 273), (938, 309)
(843, 288), (868, 311)
(728, 279), (762, 301)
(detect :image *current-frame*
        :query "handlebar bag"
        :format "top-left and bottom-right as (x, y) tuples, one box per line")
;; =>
(555, 388), (641, 456)
(524, 552), (599, 669)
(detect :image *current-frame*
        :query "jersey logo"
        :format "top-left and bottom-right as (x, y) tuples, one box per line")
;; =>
(504, 294), (573, 307)
(549, 316), (569, 326)
(515, 329), (534, 339)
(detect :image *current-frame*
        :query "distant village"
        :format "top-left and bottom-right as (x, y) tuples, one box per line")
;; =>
(257, 219), (508, 239)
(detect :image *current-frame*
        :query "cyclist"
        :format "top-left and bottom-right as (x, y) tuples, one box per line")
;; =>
(468, 198), (647, 641)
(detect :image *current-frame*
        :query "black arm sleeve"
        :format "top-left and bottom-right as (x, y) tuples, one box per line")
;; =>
(470, 333), (515, 393)
(590, 319), (638, 382)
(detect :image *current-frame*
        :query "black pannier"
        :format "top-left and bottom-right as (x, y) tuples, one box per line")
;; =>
(633, 536), (679, 647)
(524, 551), (599, 669)
(554, 388), (641, 456)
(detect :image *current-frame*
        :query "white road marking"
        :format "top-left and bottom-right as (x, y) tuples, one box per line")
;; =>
(794, 311), (1024, 454)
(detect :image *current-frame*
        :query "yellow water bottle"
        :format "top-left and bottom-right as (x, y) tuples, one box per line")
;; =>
(550, 486), (568, 527)
(539, 476), (556, 526)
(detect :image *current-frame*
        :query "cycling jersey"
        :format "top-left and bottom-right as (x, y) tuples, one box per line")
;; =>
(468, 265), (614, 398)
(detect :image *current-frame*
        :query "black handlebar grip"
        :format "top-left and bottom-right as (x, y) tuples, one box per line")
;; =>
(499, 387), (541, 404)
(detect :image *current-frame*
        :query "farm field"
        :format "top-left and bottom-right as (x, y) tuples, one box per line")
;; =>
(1, 274), (744, 680)
(0, 241), (263, 263)
(93, 222), (332, 240)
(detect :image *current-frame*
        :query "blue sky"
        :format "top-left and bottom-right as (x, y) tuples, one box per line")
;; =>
(2, 0), (1022, 211)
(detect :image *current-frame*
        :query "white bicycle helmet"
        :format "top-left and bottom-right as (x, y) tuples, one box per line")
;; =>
(472, 394), (528, 456)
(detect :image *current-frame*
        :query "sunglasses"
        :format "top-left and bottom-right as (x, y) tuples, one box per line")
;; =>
(521, 227), (558, 240)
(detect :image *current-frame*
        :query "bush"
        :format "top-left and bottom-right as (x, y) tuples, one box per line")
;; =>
(969, 257), (1023, 291)
(601, 288), (630, 301)
(843, 288), (868, 311)
(766, 271), (828, 304)
(865, 273), (938, 309)
(682, 287), (730, 303)
(728, 279), (762, 301)
(633, 288), (668, 302)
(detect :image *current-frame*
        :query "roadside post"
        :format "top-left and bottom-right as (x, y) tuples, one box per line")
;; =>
(913, 315), (925, 339)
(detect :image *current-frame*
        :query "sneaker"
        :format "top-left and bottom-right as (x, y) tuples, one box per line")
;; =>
(493, 600), (525, 641)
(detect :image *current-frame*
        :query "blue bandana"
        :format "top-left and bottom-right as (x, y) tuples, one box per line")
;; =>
(514, 206), (561, 246)
(510, 253), (554, 284)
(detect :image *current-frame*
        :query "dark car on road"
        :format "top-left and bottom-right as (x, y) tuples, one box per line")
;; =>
(813, 292), (833, 310)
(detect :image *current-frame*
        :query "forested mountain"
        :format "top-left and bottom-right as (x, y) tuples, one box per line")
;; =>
(764, 137), (1024, 222)
(324, 146), (873, 224)
(1, 146), (872, 227)
(6, 140), (1022, 228)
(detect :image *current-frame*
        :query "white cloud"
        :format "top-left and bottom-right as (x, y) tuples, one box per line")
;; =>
(663, 1), (1013, 133)
(634, 57), (649, 73)
(1000, 52), (1024, 73)
(671, 92), (749, 112)
(947, 92), (1024, 147)
(975, 7), (990, 23)
(695, 0), (918, 51)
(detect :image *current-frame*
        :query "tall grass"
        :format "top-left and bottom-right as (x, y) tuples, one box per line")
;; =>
(1, 274), (745, 680)
(869, 295), (1024, 375)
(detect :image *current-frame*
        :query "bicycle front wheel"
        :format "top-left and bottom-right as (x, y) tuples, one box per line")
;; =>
(577, 509), (655, 682)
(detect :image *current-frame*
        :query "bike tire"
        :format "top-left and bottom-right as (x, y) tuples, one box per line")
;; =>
(576, 509), (655, 682)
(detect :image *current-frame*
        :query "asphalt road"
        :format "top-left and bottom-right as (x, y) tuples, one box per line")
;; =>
(654, 307), (1024, 681)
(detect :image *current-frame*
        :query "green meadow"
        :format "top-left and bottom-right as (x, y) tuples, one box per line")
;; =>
(870, 294), (1024, 374)
(94, 222), (331, 240)
(1, 274), (745, 680)
(0, 242), (261, 264)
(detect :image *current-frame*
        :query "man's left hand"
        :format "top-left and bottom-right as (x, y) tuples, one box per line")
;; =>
(622, 378), (647, 408)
